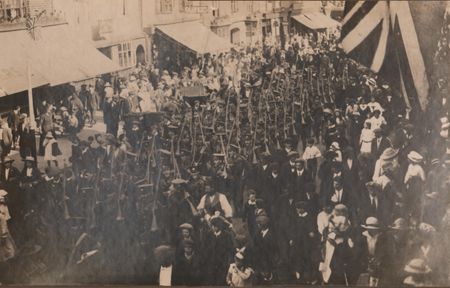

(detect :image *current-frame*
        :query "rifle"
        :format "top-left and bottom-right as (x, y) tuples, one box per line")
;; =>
(62, 159), (71, 220)
(116, 168), (125, 221)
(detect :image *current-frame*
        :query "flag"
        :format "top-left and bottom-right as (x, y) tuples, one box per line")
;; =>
(340, 1), (448, 111)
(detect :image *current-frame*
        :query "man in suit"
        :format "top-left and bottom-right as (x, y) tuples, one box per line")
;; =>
(327, 176), (353, 208)
(292, 158), (313, 199)
(8, 106), (20, 150)
(275, 186), (297, 265)
(280, 151), (298, 187)
(173, 239), (204, 285)
(263, 163), (282, 210)
(371, 128), (391, 160)
(356, 217), (393, 286)
(204, 216), (234, 285)
(253, 215), (277, 283)
(0, 157), (20, 185)
(358, 182), (392, 226)
(250, 152), (271, 193)
(342, 147), (359, 201)
(288, 201), (319, 284)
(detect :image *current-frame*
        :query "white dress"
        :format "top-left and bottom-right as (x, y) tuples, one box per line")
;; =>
(360, 128), (374, 154)
(0, 204), (15, 262)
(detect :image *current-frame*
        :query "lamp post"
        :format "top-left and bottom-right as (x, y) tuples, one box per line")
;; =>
(25, 10), (45, 130)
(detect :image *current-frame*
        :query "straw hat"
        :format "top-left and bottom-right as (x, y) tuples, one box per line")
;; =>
(45, 131), (54, 139)
(404, 258), (431, 274)
(171, 178), (188, 185)
(361, 217), (381, 230)
(407, 151), (423, 163)
(330, 142), (340, 151)
(24, 156), (35, 162)
(179, 223), (193, 230)
(389, 218), (408, 230)
(0, 189), (8, 197)
(379, 148), (399, 160)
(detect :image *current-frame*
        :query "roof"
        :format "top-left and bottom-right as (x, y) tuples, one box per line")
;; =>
(0, 23), (121, 95)
(156, 21), (233, 55)
(292, 12), (341, 30)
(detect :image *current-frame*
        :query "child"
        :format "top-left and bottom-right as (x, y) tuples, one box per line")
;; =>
(43, 132), (60, 167)
(226, 252), (255, 287)
(302, 138), (322, 179)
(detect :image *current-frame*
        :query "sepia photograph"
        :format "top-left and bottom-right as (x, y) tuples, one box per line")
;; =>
(0, 0), (449, 286)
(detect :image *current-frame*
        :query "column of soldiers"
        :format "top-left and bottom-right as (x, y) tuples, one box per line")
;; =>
(0, 31), (448, 286)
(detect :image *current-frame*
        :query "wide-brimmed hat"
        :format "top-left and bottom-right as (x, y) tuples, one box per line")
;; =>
(373, 128), (383, 134)
(404, 258), (432, 274)
(1, 157), (14, 164)
(46, 167), (61, 178)
(24, 156), (35, 162)
(330, 142), (340, 151)
(380, 148), (399, 160)
(104, 82), (111, 87)
(256, 215), (270, 226)
(361, 217), (381, 230)
(418, 222), (436, 234)
(210, 216), (226, 229)
(389, 218), (408, 230)
(407, 151), (423, 163)
(171, 178), (188, 185)
(0, 189), (8, 197)
(45, 131), (54, 139)
(179, 223), (193, 230)
(365, 181), (381, 192)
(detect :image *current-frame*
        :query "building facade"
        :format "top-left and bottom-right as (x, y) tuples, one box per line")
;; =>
(52, 0), (147, 70)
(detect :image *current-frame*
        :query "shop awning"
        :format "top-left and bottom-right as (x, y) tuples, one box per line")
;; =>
(0, 23), (121, 95)
(292, 12), (340, 30)
(156, 21), (233, 55)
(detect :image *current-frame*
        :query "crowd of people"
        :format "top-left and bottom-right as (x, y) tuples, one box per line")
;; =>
(0, 29), (449, 286)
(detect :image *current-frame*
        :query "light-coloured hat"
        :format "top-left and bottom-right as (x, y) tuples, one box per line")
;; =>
(380, 148), (399, 160)
(407, 151), (423, 163)
(418, 222), (436, 234)
(24, 156), (35, 162)
(389, 218), (408, 230)
(2, 157), (13, 163)
(179, 223), (193, 230)
(45, 131), (54, 139)
(235, 252), (244, 260)
(129, 75), (137, 81)
(0, 189), (7, 197)
(361, 217), (381, 230)
(330, 142), (340, 151)
(104, 82), (111, 87)
(404, 258), (432, 274)
(171, 178), (188, 185)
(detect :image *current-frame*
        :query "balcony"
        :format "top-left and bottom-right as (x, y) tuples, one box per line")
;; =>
(0, 10), (65, 32)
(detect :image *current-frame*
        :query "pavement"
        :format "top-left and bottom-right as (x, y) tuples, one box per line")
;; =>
(8, 111), (107, 171)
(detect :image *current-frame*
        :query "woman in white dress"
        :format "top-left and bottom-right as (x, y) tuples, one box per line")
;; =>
(360, 121), (375, 154)
(0, 190), (16, 264)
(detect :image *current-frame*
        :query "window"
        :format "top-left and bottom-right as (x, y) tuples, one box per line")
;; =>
(118, 42), (133, 67)
(211, 1), (219, 17)
(231, 0), (238, 13)
(246, 2), (253, 13)
(0, 0), (29, 23)
(179, 0), (192, 12)
(158, 0), (173, 14)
